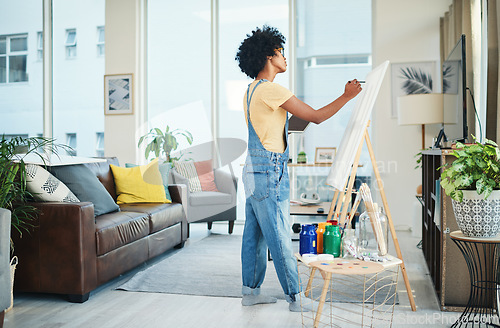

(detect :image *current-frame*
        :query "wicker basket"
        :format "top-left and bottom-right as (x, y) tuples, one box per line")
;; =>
(6, 256), (18, 312)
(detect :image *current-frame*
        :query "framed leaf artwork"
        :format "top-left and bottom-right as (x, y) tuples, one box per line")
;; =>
(391, 61), (436, 118)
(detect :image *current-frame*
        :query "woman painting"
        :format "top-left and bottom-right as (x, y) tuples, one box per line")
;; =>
(235, 25), (362, 312)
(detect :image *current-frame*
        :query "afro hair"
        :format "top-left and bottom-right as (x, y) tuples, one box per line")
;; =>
(235, 25), (286, 79)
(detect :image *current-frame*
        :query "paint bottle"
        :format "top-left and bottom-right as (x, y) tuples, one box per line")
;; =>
(332, 225), (342, 257)
(299, 224), (317, 255)
(323, 225), (341, 257)
(316, 222), (331, 254)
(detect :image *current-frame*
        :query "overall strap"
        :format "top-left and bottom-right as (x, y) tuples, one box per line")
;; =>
(246, 79), (266, 121)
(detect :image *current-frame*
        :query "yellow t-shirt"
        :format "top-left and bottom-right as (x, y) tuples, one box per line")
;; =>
(243, 80), (294, 153)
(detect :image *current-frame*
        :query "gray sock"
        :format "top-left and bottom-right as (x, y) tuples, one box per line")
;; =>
(288, 292), (318, 312)
(241, 294), (278, 306)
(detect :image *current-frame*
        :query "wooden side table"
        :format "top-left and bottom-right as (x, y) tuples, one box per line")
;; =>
(449, 231), (500, 327)
(296, 254), (401, 328)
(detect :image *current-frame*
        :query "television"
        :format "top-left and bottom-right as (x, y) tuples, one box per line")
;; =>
(439, 34), (468, 145)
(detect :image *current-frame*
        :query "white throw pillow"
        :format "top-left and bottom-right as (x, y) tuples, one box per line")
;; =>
(25, 164), (80, 202)
(173, 161), (202, 193)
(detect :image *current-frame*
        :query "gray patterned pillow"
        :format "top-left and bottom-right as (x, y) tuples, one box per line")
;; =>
(25, 164), (80, 203)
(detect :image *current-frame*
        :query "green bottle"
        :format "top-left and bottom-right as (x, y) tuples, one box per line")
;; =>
(324, 225), (341, 257)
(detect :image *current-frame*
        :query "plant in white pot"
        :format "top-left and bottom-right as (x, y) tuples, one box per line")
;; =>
(440, 138), (500, 237)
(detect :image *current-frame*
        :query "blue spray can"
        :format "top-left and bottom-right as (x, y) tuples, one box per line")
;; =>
(299, 224), (317, 255)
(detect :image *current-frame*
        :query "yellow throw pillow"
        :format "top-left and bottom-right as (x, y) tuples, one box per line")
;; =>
(110, 158), (171, 204)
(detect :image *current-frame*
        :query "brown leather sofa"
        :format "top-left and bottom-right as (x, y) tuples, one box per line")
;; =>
(11, 158), (187, 303)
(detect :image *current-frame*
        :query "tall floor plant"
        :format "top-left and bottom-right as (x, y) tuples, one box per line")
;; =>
(0, 135), (69, 249)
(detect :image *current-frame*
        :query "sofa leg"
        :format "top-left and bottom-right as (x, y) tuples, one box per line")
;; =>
(229, 220), (234, 234)
(207, 222), (213, 230)
(0, 310), (4, 328)
(67, 292), (90, 303)
(175, 241), (185, 249)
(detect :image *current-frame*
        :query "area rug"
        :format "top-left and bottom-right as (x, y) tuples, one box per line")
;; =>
(117, 234), (284, 299)
(117, 233), (398, 304)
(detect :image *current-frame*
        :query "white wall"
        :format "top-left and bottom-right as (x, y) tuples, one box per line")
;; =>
(104, 0), (144, 164)
(372, 0), (452, 230)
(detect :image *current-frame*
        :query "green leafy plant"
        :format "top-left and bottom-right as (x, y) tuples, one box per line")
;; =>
(0, 135), (70, 248)
(138, 125), (193, 162)
(440, 138), (500, 202)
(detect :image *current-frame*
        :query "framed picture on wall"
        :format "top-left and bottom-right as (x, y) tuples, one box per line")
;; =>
(104, 73), (133, 115)
(315, 147), (336, 164)
(391, 61), (436, 118)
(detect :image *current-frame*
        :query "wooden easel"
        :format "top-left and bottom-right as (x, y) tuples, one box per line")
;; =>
(326, 123), (417, 312)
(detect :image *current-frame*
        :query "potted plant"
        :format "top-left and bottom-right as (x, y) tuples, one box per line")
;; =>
(440, 138), (500, 237)
(138, 125), (193, 162)
(0, 135), (68, 311)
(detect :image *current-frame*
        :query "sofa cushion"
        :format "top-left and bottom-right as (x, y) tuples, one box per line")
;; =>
(84, 157), (120, 201)
(110, 159), (170, 204)
(194, 160), (219, 192)
(120, 203), (184, 234)
(125, 162), (172, 202)
(25, 164), (80, 203)
(189, 191), (232, 206)
(95, 211), (150, 256)
(49, 164), (120, 217)
(173, 160), (202, 192)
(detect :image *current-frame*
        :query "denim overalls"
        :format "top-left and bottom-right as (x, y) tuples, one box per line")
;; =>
(241, 80), (300, 302)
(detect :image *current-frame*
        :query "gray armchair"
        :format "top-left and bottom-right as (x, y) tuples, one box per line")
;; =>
(0, 208), (11, 327)
(170, 138), (245, 234)
(172, 167), (237, 234)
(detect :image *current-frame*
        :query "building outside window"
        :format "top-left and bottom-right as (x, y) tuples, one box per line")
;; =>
(96, 26), (104, 57)
(0, 34), (29, 84)
(65, 28), (76, 58)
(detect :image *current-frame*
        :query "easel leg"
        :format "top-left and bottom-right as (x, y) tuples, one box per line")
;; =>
(326, 190), (340, 221)
(364, 130), (417, 311)
(314, 271), (332, 328)
(338, 140), (363, 226)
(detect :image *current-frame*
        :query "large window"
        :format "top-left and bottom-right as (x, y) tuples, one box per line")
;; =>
(0, 1), (42, 137)
(53, 0), (105, 156)
(147, 0), (211, 150)
(294, 0), (372, 201)
(218, 0), (290, 143)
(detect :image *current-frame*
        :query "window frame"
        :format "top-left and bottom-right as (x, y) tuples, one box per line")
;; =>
(96, 26), (105, 57)
(37, 31), (43, 61)
(65, 28), (77, 59)
(0, 34), (29, 84)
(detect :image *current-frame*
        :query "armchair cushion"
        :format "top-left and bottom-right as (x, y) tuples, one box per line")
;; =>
(173, 161), (202, 192)
(189, 191), (232, 206)
(25, 164), (80, 203)
(194, 160), (219, 192)
(110, 159), (170, 204)
(49, 164), (119, 217)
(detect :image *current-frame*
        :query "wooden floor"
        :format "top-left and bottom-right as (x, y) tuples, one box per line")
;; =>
(4, 223), (463, 328)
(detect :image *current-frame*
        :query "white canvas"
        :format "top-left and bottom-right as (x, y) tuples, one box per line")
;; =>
(326, 60), (390, 190)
